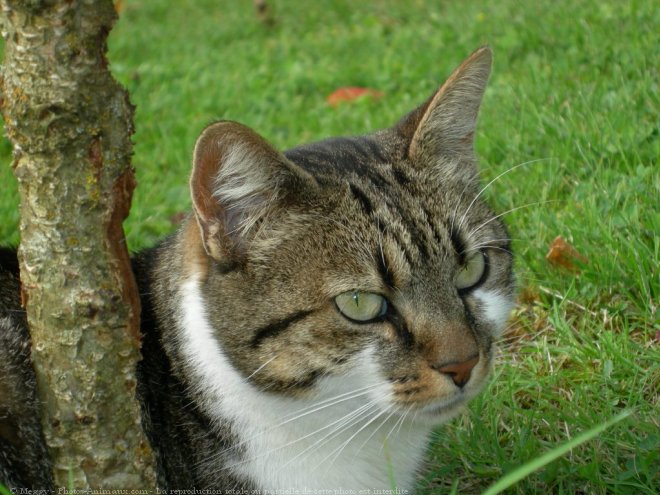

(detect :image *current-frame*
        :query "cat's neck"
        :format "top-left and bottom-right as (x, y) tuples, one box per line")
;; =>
(174, 271), (432, 491)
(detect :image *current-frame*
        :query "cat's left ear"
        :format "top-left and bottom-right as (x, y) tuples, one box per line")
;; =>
(399, 46), (492, 171)
(189, 121), (317, 261)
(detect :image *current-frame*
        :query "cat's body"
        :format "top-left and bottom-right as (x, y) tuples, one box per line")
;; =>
(0, 48), (514, 490)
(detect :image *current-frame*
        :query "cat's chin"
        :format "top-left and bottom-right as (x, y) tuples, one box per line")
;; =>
(393, 385), (486, 426)
(408, 398), (469, 426)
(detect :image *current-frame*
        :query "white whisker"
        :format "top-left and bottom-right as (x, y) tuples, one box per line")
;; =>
(280, 400), (382, 471)
(198, 382), (385, 468)
(449, 169), (480, 234)
(456, 158), (552, 235)
(277, 382), (384, 425)
(467, 200), (561, 239)
(353, 407), (399, 457)
(460, 238), (513, 256)
(319, 407), (392, 472)
(225, 400), (381, 473)
(470, 244), (514, 256)
(379, 406), (413, 454)
(393, 405), (414, 438)
(245, 354), (278, 381)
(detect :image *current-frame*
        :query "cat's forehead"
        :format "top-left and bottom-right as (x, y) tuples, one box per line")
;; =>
(283, 133), (497, 249)
(284, 132), (474, 197)
(284, 133), (401, 177)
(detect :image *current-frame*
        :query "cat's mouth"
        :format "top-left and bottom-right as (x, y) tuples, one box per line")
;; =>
(422, 396), (466, 415)
(377, 396), (470, 427)
(400, 382), (486, 424)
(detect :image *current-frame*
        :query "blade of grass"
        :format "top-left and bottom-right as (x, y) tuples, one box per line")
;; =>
(482, 410), (633, 495)
(383, 438), (398, 490)
(0, 484), (12, 495)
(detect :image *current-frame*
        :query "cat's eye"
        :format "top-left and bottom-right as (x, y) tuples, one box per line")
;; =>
(455, 251), (487, 291)
(335, 291), (388, 323)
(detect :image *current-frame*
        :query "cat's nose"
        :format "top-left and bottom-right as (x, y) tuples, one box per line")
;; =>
(435, 355), (479, 388)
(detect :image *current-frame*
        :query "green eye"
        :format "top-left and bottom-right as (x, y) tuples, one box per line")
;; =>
(335, 291), (388, 323)
(455, 251), (487, 291)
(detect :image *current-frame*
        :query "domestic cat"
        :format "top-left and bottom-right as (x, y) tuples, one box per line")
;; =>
(0, 47), (514, 490)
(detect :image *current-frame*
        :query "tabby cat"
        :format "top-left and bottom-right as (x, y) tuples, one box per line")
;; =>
(0, 47), (514, 491)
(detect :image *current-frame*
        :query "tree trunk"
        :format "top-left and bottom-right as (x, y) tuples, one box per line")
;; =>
(0, 0), (156, 488)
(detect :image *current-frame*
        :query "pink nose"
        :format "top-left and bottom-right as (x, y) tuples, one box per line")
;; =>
(435, 355), (479, 388)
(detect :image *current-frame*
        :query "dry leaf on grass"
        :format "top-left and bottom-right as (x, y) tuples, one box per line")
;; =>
(327, 87), (383, 107)
(546, 235), (588, 272)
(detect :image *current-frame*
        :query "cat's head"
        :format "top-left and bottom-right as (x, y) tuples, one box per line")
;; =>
(184, 47), (513, 424)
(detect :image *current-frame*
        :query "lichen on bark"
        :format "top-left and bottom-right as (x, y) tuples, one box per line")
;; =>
(0, 0), (156, 488)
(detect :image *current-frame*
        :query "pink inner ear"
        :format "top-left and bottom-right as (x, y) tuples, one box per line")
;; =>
(191, 131), (225, 227)
(188, 120), (300, 261)
(188, 123), (241, 260)
(220, 191), (267, 242)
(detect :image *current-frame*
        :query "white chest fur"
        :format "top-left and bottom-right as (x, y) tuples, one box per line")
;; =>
(178, 277), (432, 491)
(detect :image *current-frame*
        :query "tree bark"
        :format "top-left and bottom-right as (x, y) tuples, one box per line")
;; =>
(0, 0), (156, 488)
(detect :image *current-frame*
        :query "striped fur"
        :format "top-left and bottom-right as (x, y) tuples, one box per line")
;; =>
(0, 47), (514, 490)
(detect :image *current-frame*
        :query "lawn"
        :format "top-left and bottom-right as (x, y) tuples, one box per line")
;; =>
(0, 0), (657, 493)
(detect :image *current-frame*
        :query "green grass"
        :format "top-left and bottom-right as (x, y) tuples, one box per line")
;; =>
(1, 0), (657, 493)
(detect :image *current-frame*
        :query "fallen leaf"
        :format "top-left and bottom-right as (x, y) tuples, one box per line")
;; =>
(546, 235), (588, 272)
(327, 87), (383, 107)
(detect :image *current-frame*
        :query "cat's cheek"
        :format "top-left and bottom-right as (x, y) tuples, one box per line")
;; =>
(348, 344), (399, 409)
(472, 289), (514, 338)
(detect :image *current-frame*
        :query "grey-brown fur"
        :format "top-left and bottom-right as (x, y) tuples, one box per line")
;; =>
(0, 248), (53, 488)
(0, 47), (514, 489)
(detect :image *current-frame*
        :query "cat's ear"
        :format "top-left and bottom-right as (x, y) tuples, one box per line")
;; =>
(190, 121), (315, 261)
(399, 46), (492, 169)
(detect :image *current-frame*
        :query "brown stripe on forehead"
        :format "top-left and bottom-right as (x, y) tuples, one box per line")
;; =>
(287, 136), (437, 264)
(390, 165), (411, 186)
(358, 137), (390, 164)
(289, 136), (438, 265)
(349, 183), (374, 216)
(376, 217), (415, 269)
(363, 183), (431, 265)
(284, 136), (391, 177)
(402, 208), (432, 260)
(376, 248), (397, 290)
(250, 309), (315, 348)
(421, 205), (448, 257)
(450, 225), (467, 265)
(367, 166), (437, 261)
(377, 192), (434, 262)
(351, 178), (432, 263)
(354, 171), (436, 263)
(347, 181), (416, 268)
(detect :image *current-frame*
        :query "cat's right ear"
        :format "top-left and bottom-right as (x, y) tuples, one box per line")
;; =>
(190, 121), (315, 261)
(396, 46), (492, 177)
